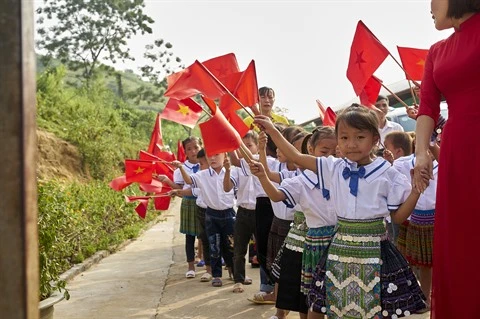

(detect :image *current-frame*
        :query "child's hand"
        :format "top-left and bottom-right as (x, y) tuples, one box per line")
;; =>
(383, 149), (394, 164)
(171, 160), (182, 168)
(253, 115), (275, 133)
(248, 160), (266, 177)
(250, 103), (260, 116)
(410, 168), (430, 194)
(167, 189), (179, 197)
(258, 131), (268, 151)
(224, 154), (231, 170)
(155, 174), (169, 183)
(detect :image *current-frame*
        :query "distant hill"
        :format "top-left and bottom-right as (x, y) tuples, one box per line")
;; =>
(36, 53), (166, 112)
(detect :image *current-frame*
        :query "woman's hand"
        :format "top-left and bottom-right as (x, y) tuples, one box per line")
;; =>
(413, 151), (434, 193)
(253, 115), (275, 133)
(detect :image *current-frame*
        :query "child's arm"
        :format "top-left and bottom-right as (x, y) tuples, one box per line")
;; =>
(429, 143), (440, 162)
(254, 115), (317, 172)
(258, 131), (282, 184)
(249, 160), (286, 202)
(171, 160), (193, 185)
(168, 188), (193, 197)
(223, 155), (235, 192)
(154, 174), (182, 189)
(390, 170), (429, 223)
(229, 149), (241, 167)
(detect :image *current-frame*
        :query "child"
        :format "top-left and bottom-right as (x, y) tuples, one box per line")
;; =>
(176, 153), (235, 287)
(382, 131), (414, 245)
(393, 148), (438, 308)
(250, 127), (338, 319)
(170, 148), (213, 282)
(254, 105), (427, 318)
(223, 131), (259, 293)
(159, 136), (202, 279)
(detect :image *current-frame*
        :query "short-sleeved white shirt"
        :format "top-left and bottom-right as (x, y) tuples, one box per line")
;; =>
(240, 155), (283, 198)
(317, 156), (411, 219)
(379, 120), (404, 145)
(173, 160), (199, 190)
(393, 154), (438, 211)
(190, 167), (235, 210)
(279, 169), (337, 228)
(191, 187), (207, 209)
(230, 166), (257, 210)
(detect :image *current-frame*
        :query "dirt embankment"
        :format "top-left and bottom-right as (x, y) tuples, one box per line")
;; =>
(37, 130), (88, 181)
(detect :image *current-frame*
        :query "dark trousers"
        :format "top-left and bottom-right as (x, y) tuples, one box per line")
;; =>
(233, 207), (256, 283)
(196, 206), (211, 266)
(185, 234), (196, 262)
(255, 197), (275, 288)
(205, 207), (235, 278)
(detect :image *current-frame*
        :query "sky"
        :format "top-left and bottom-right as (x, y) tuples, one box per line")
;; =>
(34, 0), (454, 124)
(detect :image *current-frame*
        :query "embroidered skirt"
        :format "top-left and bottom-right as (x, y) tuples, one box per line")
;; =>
(301, 225), (335, 295)
(179, 197), (200, 236)
(396, 220), (409, 257)
(405, 209), (435, 267)
(271, 211), (307, 281)
(266, 216), (292, 274)
(307, 217), (426, 318)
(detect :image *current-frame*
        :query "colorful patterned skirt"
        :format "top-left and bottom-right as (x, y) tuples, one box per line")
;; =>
(273, 212), (309, 314)
(307, 217), (426, 318)
(405, 209), (435, 267)
(179, 196), (200, 236)
(271, 211), (307, 281)
(396, 220), (409, 257)
(266, 216), (292, 274)
(301, 225), (336, 295)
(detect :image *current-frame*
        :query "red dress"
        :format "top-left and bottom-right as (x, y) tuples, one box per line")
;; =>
(417, 13), (480, 318)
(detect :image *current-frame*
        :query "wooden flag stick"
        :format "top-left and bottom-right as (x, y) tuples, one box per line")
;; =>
(196, 61), (256, 118)
(380, 82), (410, 108)
(238, 143), (253, 164)
(408, 80), (418, 105)
(388, 52), (421, 87)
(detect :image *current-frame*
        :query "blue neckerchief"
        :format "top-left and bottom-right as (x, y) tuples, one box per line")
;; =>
(342, 166), (366, 197)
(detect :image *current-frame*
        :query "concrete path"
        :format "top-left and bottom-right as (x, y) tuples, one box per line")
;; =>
(54, 199), (430, 319)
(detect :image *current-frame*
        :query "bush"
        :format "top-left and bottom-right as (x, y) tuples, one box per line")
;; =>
(37, 179), (158, 300)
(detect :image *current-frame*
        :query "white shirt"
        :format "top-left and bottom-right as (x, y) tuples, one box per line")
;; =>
(173, 160), (199, 191)
(191, 187), (207, 209)
(240, 155), (282, 197)
(279, 169), (337, 228)
(230, 166), (257, 210)
(379, 120), (404, 145)
(317, 156), (411, 220)
(393, 154), (438, 211)
(190, 167), (235, 210)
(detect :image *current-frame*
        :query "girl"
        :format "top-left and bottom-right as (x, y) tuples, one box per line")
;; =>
(254, 106), (427, 318)
(159, 136), (202, 279)
(250, 127), (338, 319)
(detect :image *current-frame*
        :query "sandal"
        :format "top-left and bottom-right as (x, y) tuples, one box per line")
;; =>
(200, 272), (212, 282)
(243, 276), (253, 285)
(211, 277), (223, 287)
(247, 291), (275, 304)
(232, 283), (244, 293)
(185, 270), (196, 279)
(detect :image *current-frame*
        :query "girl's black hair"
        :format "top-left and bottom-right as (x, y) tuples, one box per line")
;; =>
(197, 148), (206, 159)
(309, 126), (336, 149)
(182, 136), (202, 149)
(335, 105), (380, 139)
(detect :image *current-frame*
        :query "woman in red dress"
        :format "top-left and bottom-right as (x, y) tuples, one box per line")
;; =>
(413, 1), (480, 318)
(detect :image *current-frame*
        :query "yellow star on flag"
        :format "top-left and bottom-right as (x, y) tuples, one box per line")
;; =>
(177, 104), (190, 116)
(416, 59), (425, 67)
(134, 166), (145, 174)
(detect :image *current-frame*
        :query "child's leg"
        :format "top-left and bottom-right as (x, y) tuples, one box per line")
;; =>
(419, 266), (432, 306)
(219, 210), (235, 276)
(185, 234), (196, 273)
(205, 210), (222, 280)
(197, 238), (203, 260)
(307, 311), (325, 319)
(233, 208), (255, 284)
(196, 207), (211, 274)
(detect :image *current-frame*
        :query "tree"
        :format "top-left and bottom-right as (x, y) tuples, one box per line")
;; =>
(36, 0), (154, 84)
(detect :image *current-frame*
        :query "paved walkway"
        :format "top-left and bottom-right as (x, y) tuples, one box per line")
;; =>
(54, 199), (430, 319)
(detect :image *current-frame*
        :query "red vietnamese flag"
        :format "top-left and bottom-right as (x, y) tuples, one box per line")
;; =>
(147, 114), (163, 156)
(359, 75), (383, 109)
(347, 21), (389, 96)
(323, 107), (337, 127)
(177, 140), (186, 162)
(397, 46), (429, 81)
(138, 151), (175, 181)
(219, 60), (259, 114)
(226, 110), (250, 138)
(125, 160), (154, 183)
(154, 196), (171, 210)
(139, 179), (167, 193)
(316, 99), (328, 120)
(161, 98), (203, 129)
(202, 53), (240, 79)
(125, 195), (150, 219)
(200, 96), (242, 156)
(109, 175), (132, 191)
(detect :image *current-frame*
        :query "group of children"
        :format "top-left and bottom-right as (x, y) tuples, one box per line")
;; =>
(158, 103), (439, 319)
